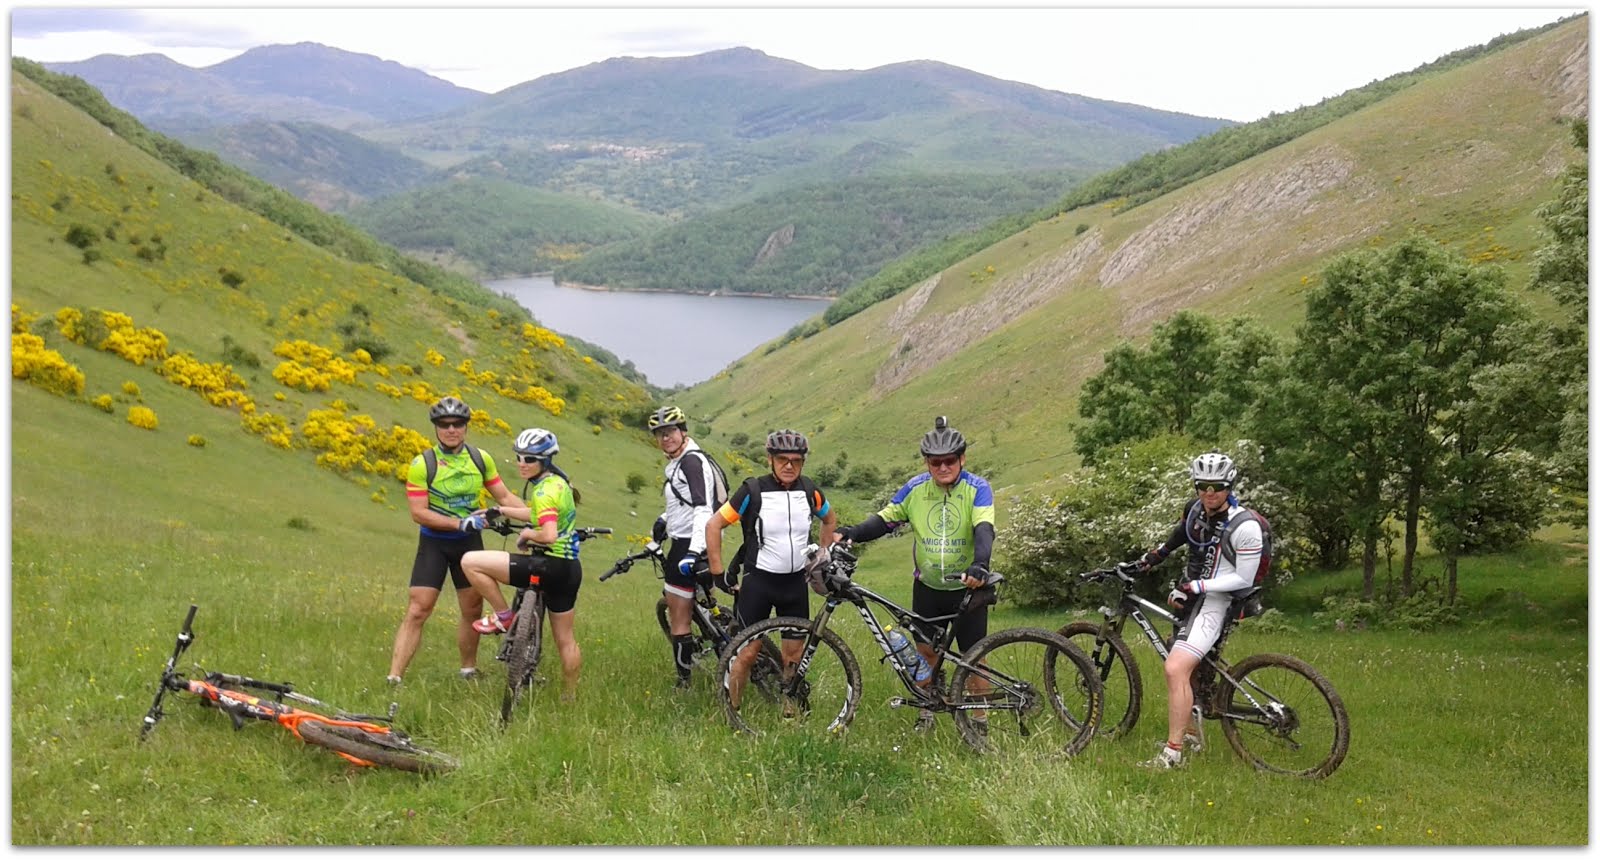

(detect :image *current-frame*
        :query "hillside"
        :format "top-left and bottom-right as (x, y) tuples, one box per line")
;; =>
(553, 171), (1079, 295)
(45, 42), (485, 130)
(10, 66), (671, 525)
(344, 177), (664, 277)
(676, 17), (1588, 495)
(365, 47), (1229, 211)
(179, 120), (437, 210)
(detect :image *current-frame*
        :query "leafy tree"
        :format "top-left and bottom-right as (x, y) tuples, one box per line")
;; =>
(1280, 237), (1525, 598)
(625, 472), (648, 495)
(1528, 118), (1588, 514)
(1074, 311), (1281, 463)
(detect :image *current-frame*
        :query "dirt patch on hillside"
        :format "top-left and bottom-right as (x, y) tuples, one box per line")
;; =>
(874, 232), (1103, 393)
(1099, 146), (1356, 291)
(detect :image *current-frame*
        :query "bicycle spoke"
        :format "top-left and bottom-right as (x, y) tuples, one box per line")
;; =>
(1218, 653), (1349, 778)
(719, 618), (860, 738)
(951, 628), (1099, 756)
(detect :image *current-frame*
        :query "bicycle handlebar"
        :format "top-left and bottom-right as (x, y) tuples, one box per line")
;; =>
(600, 542), (663, 581)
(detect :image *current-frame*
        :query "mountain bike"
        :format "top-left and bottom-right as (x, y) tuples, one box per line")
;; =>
(600, 540), (784, 694)
(1060, 562), (1350, 778)
(140, 604), (457, 774)
(486, 516), (612, 725)
(716, 542), (1102, 755)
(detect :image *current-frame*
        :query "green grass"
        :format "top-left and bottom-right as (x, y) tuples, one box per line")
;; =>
(11, 373), (1587, 843)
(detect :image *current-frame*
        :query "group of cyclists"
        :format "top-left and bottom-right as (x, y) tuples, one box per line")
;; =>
(385, 396), (1271, 769)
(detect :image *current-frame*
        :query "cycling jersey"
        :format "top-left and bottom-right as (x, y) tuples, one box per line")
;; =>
(877, 470), (995, 592)
(1154, 498), (1265, 593)
(660, 439), (719, 553)
(405, 444), (504, 539)
(525, 472), (580, 560)
(717, 474), (831, 574)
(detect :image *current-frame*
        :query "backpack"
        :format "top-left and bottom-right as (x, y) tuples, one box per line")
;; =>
(668, 449), (729, 510)
(422, 445), (487, 490)
(727, 475), (823, 575)
(1219, 508), (1274, 586)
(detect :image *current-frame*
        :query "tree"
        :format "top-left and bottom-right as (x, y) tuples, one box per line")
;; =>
(1074, 311), (1281, 463)
(1284, 237), (1525, 598)
(625, 472), (648, 495)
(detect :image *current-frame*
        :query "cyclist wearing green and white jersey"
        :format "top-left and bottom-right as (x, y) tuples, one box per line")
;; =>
(463, 428), (587, 701)
(388, 397), (525, 685)
(837, 416), (997, 731)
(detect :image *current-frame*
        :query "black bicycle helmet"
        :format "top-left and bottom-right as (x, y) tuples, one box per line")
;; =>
(765, 429), (809, 456)
(919, 416), (967, 457)
(429, 396), (472, 425)
(646, 405), (687, 433)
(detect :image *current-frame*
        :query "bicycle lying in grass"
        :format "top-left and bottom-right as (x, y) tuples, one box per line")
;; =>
(600, 540), (785, 693)
(485, 516), (612, 725)
(717, 542), (1103, 755)
(1059, 562), (1350, 778)
(140, 604), (457, 774)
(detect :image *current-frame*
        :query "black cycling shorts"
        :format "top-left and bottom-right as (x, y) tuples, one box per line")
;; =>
(509, 554), (583, 614)
(409, 533), (484, 591)
(734, 569), (810, 638)
(913, 579), (989, 654)
(662, 537), (699, 596)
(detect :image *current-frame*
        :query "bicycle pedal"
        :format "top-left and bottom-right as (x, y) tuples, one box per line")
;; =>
(888, 697), (910, 709)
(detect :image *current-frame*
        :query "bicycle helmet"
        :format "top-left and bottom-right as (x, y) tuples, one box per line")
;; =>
(765, 429), (809, 456)
(514, 427), (559, 459)
(919, 416), (967, 457)
(429, 396), (472, 425)
(1190, 451), (1237, 485)
(646, 405), (687, 433)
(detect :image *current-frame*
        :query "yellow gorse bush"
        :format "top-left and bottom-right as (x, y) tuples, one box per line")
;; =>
(13, 303), (39, 333)
(11, 331), (86, 396)
(98, 311), (169, 366)
(521, 324), (566, 351)
(159, 352), (251, 408)
(127, 405), (159, 430)
(92, 394), (115, 413)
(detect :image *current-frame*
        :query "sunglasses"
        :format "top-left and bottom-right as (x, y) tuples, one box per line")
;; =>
(773, 455), (805, 468)
(516, 454), (543, 464)
(435, 420), (467, 430)
(1194, 482), (1231, 493)
(925, 456), (961, 469)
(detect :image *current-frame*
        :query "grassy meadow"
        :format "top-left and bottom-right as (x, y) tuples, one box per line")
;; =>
(10, 367), (1587, 844)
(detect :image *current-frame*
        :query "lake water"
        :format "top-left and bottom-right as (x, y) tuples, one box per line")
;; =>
(488, 275), (830, 388)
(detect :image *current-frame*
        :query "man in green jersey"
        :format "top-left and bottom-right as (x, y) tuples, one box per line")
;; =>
(836, 416), (997, 731)
(388, 397), (525, 685)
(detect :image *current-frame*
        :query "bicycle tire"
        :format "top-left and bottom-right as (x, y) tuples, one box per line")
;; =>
(500, 590), (545, 726)
(1216, 652), (1350, 778)
(297, 721), (458, 774)
(717, 616), (861, 738)
(1057, 621), (1142, 739)
(950, 627), (1101, 756)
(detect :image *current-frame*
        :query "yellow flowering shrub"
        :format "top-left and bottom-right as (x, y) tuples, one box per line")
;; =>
(92, 394), (115, 413)
(53, 306), (83, 341)
(159, 353), (250, 408)
(127, 405), (159, 430)
(272, 360), (333, 392)
(98, 311), (169, 365)
(187, 435), (207, 447)
(11, 332), (86, 396)
(424, 349), (445, 367)
(13, 304), (39, 333)
(122, 381), (141, 397)
(521, 324), (566, 351)
(241, 410), (293, 449)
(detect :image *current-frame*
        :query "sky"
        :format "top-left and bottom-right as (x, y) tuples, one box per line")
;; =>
(8, 3), (1582, 122)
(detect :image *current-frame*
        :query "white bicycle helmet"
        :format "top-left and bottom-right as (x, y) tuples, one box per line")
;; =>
(515, 427), (559, 459)
(1190, 451), (1237, 485)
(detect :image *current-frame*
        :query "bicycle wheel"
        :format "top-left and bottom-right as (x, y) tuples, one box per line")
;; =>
(656, 596), (722, 673)
(717, 617), (860, 738)
(297, 721), (458, 774)
(1057, 621), (1142, 738)
(950, 627), (1101, 756)
(1216, 652), (1350, 778)
(500, 590), (545, 725)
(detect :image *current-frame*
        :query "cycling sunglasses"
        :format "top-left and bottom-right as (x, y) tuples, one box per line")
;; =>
(516, 454), (543, 464)
(925, 456), (961, 469)
(435, 420), (468, 429)
(1194, 481), (1232, 493)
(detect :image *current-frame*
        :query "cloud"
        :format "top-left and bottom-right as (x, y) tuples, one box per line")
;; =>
(609, 26), (740, 56)
(12, 8), (261, 51)
(11, 8), (150, 36)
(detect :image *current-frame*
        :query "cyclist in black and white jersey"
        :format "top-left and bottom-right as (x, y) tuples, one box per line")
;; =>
(647, 405), (727, 689)
(1131, 451), (1271, 770)
(704, 429), (837, 700)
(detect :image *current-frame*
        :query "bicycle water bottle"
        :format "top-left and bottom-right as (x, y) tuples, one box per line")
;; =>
(885, 626), (933, 683)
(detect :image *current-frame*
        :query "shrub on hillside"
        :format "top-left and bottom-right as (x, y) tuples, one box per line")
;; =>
(11, 332), (85, 397)
(127, 405), (158, 430)
(92, 394), (114, 413)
